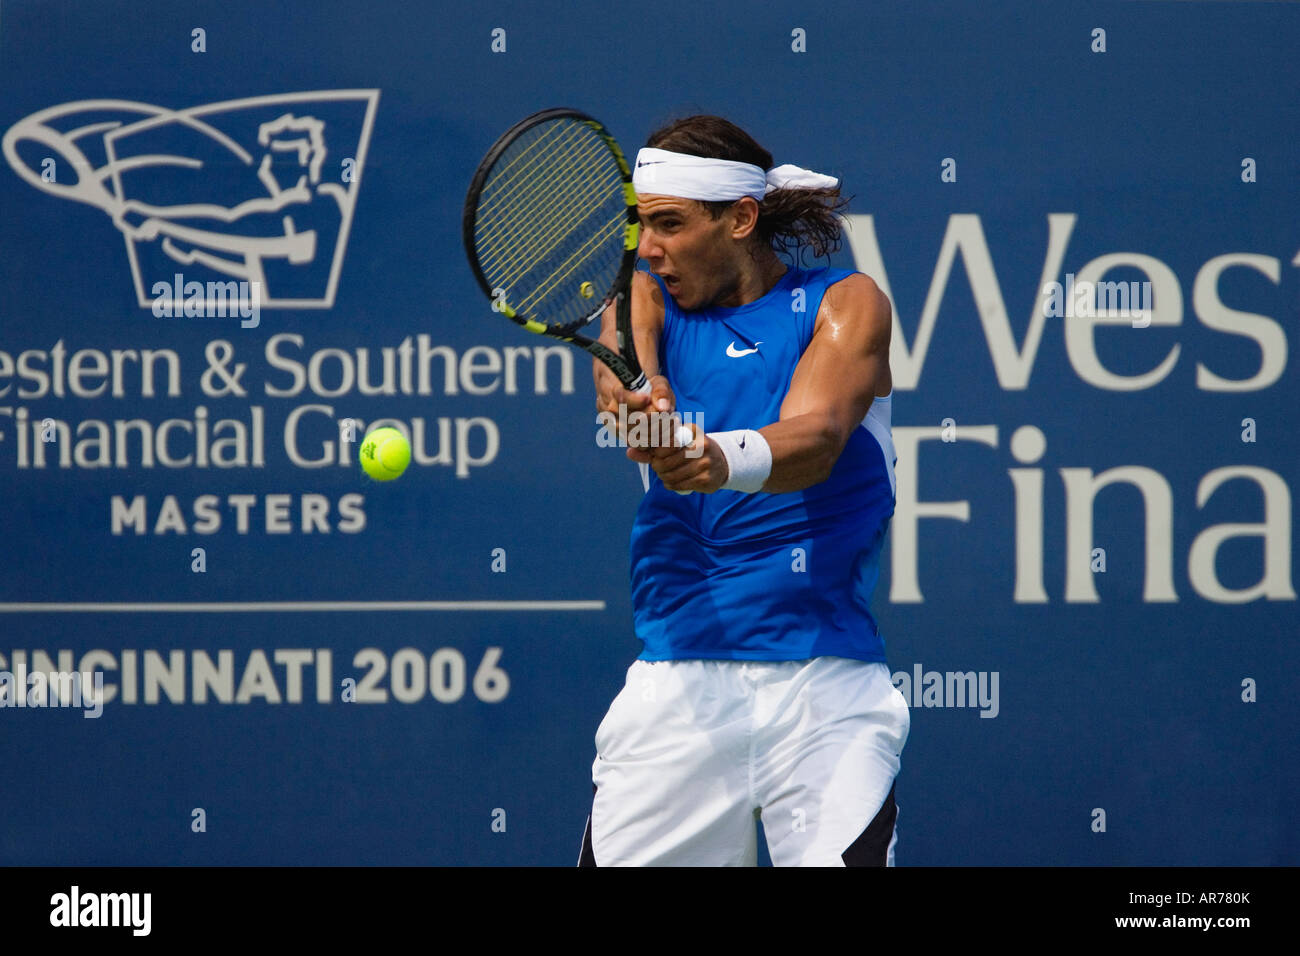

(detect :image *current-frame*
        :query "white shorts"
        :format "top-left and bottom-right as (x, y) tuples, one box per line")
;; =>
(578, 656), (911, 866)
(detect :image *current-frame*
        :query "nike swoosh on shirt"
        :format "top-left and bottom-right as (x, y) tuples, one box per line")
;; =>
(726, 341), (763, 358)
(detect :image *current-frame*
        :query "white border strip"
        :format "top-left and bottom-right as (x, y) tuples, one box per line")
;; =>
(0, 601), (605, 613)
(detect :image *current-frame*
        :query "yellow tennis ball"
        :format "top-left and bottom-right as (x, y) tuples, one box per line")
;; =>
(579, 281), (594, 298)
(359, 426), (410, 481)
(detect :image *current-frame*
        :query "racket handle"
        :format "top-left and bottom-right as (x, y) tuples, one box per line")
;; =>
(629, 379), (695, 496)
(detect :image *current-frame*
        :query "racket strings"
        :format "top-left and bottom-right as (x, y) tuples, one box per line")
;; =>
(474, 122), (592, 233)
(475, 126), (618, 274)
(478, 121), (618, 247)
(480, 176), (621, 293)
(512, 209), (625, 318)
(498, 210), (623, 327)
(478, 120), (574, 196)
(476, 146), (619, 281)
(475, 125), (611, 278)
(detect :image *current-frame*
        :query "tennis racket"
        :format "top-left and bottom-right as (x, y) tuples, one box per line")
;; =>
(462, 107), (695, 463)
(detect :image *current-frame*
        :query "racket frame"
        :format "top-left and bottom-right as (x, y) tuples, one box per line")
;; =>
(462, 107), (647, 391)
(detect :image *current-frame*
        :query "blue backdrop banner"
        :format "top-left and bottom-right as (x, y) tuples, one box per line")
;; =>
(0, 0), (1295, 865)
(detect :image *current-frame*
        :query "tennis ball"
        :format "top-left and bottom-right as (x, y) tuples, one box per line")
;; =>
(359, 427), (411, 481)
(579, 281), (594, 298)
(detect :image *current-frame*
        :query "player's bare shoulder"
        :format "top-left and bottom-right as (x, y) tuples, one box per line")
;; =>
(817, 272), (890, 336)
(815, 272), (892, 393)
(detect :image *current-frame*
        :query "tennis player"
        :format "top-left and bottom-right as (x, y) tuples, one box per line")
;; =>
(578, 115), (907, 867)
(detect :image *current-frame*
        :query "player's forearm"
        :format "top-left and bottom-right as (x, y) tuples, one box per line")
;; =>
(595, 307), (619, 354)
(756, 412), (846, 493)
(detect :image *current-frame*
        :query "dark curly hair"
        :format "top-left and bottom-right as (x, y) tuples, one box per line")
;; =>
(645, 114), (850, 262)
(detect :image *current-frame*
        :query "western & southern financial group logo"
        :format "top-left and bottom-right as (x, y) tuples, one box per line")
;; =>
(3, 91), (379, 311)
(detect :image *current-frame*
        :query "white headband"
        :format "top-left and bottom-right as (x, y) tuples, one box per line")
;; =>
(632, 147), (838, 201)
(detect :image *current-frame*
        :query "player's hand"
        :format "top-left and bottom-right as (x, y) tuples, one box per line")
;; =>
(595, 370), (674, 416)
(640, 422), (728, 493)
(621, 375), (679, 456)
(593, 368), (676, 449)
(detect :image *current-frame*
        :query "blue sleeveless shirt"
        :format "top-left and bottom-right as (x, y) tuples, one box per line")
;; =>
(629, 265), (897, 661)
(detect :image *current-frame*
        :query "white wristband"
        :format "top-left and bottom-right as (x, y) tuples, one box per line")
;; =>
(708, 429), (772, 493)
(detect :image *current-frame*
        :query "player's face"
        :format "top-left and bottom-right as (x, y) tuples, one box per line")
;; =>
(636, 195), (738, 310)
